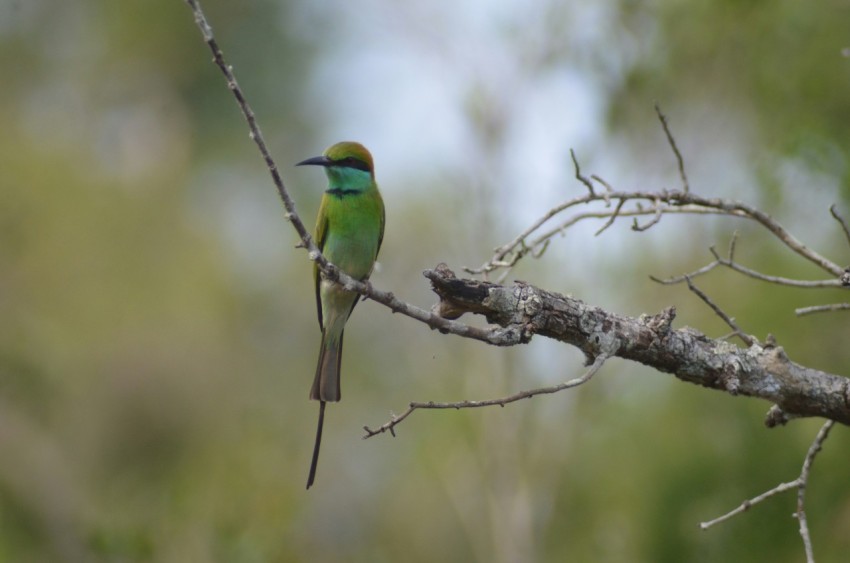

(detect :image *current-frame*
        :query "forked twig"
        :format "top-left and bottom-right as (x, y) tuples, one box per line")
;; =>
(796, 420), (835, 562)
(363, 353), (610, 438)
(700, 420), (835, 563)
(631, 198), (663, 231)
(468, 187), (843, 283)
(652, 236), (842, 290)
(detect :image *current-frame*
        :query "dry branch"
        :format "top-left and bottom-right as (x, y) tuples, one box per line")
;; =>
(468, 188), (847, 283)
(418, 266), (850, 427)
(363, 352), (610, 438)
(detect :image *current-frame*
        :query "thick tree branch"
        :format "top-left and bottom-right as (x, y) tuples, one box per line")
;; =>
(422, 266), (850, 426)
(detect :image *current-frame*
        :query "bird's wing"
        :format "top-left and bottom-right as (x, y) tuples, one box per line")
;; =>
(313, 195), (330, 330)
(376, 191), (386, 260)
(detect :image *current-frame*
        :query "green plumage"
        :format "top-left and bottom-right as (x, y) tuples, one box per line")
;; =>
(298, 141), (385, 489)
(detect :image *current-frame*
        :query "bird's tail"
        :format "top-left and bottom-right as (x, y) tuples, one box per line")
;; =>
(306, 331), (342, 489)
(310, 330), (343, 402)
(306, 401), (326, 489)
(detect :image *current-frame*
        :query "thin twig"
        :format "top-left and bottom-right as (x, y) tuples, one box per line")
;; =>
(685, 277), (755, 346)
(651, 261), (720, 285)
(796, 303), (850, 316)
(590, 174), (614, 194)
(722, 261), (842, 288)
(655, 102), (690, 193)
(727, 231), (739, 261)
(829, 204), (850, 249)
(796, 420), (834, 563)
(570, 149), (595, 196)
(699, 479), (802, 530)
(531, 239), (550, 258)
(594, 199), (626, 236)
(535, 207), (729, 255)
(468, 192), (600, 274)
(631, 198), (663, 231)
(363, 353), (610, 438)
(652, 241), (841, 289)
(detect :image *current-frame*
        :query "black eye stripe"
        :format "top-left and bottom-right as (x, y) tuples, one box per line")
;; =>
(332, 157), (371, 172)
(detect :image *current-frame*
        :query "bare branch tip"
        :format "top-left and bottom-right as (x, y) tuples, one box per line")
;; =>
(829, 204), (850, 248)
(654, 103), (690, 193)
(570, 148), (595, 196)
(595, 198), (626, 236)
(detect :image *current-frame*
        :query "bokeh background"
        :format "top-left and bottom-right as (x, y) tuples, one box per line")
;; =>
(1, 0), (849, 561)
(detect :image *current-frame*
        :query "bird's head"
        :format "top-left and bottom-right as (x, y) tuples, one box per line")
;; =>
(297, 141), (375, 180)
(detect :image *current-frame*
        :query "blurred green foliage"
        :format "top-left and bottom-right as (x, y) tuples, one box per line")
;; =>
(0, 0), (848, 561)
(610, 0), (850, 201)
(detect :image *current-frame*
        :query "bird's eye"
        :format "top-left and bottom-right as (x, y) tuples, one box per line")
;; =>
(334, 156), (369, 172)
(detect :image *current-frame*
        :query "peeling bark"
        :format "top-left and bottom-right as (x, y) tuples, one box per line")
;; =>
(425, 266), (850, 426)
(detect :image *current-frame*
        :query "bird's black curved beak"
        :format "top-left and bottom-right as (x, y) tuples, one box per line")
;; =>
(296, 155), (332, 167)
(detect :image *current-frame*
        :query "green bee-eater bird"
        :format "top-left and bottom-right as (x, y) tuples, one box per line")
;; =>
(297, 141), (385, 490)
